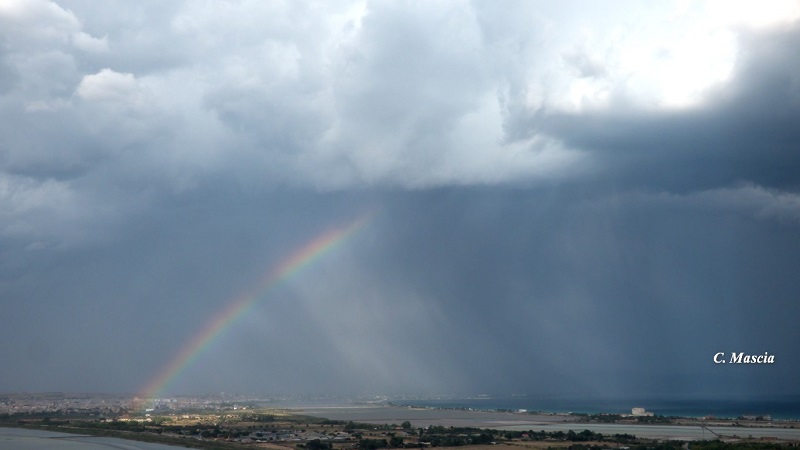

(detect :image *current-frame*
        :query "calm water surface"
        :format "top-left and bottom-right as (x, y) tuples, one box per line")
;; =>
(0, 428), (190, 450)
(392, 396), (800, 420)
(293, 404), (800, 441)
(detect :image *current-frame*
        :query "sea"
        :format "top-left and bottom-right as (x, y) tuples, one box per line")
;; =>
(388, 395), (800, 420)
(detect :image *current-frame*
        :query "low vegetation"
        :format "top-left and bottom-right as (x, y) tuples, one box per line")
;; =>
(0, 410), (794, 449)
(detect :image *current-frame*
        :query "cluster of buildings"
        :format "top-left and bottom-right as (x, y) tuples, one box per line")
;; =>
(0, 393), (128, 416)
(0, 392), (249, 417)
(239, 430), (353, 444)
(630, 407), (654, 417)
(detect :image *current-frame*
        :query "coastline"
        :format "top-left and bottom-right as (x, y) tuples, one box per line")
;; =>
(287, 403), (800, 441)
(0, 401), (800, 450)
(383, 396), (800, 421)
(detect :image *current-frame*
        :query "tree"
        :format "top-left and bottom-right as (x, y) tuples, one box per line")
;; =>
(307, 439), (332, 450)
(358, 438), (388, 450)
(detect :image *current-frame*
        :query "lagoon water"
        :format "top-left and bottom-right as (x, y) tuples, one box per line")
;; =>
(497, 422), (800, 441)
(293, 403), (800, 441)
(0, 428), (190, 450)
(390, 395), (800, 420)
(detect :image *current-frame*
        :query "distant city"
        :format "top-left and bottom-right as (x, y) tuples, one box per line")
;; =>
(0, 392), (387, 417)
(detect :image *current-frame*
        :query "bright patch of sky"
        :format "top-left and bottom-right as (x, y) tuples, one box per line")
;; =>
(547, 1), (800, 111)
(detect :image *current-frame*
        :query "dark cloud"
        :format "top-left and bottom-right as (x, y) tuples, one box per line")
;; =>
(537, 23), (800, 192)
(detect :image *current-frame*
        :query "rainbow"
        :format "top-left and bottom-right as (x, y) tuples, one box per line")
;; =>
(136, 211), (375, 404)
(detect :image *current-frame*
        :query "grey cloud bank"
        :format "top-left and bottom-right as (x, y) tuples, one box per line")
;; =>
(1, 1), (799, 398)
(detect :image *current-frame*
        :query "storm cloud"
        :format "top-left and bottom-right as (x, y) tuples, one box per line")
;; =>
(1, 1), (799, 398)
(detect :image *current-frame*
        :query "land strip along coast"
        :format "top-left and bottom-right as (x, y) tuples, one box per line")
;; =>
(291, 403), (800, 441)
(4, 394), (800, 448)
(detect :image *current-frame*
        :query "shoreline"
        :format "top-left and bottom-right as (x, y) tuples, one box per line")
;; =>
(380, 396), (800, 421)
(3, 401), (800, 446)
(5, 392), (800, 445)
(281, 401), (800, 426)
(286, 403), (800, 441)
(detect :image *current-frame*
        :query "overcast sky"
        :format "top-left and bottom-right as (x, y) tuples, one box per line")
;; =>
(1, 0), (799, 400)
